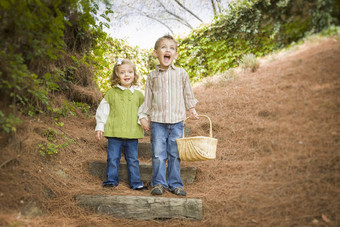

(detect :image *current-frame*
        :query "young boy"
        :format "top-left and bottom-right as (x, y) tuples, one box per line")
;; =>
(139, 35), (198, 196)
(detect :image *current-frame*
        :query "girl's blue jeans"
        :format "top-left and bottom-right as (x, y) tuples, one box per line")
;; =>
(150, 121), (184, 190)
(103, 137), (144, 189)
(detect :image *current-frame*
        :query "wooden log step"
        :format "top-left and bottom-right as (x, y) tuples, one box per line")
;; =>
(100, 142), (151, 159)
(88, 161), (197, 184)
(75, 194), (203, 220)
(136, 142), (151, 159)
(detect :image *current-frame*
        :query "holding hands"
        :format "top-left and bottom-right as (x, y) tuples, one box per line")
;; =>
(140, 108), (198, 132)
(140, 118), (150, 131)
(95, 131), (103, 141)
(140, 108), (198, 133)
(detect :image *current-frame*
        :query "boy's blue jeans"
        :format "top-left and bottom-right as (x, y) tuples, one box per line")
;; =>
(150, 121), (184, 190)
(103, 137), (144, 189)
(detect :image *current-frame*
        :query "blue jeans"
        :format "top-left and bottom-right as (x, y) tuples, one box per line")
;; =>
(150, 121), (184, 190)
(103, 137), (144, 189)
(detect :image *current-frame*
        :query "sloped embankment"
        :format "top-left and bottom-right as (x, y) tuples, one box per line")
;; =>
(0, 37), (339, 226)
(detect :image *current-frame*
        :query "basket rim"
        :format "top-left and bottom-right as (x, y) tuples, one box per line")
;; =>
(182, 115), (213, 138)
(177, 136), (218, 141)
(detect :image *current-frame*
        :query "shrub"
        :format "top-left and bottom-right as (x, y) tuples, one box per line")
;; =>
(240, 53), (260, 72)
(220, 69), (238, 85)
(177, 0), (338, 80)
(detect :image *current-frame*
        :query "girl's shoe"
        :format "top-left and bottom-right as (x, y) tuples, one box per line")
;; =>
(134, 185), (148, 191)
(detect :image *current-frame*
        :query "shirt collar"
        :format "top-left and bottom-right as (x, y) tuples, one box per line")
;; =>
(117, 84), (135, 93)
(156, 63), (176, 72)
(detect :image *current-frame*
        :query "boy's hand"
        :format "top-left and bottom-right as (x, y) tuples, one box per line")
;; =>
(189, 108), (199, 119)
(140, 118), (150, 131)
(95, 131), (103, 141)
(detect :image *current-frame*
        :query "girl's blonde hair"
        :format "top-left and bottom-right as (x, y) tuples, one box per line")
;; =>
(110, 59), (139, 87)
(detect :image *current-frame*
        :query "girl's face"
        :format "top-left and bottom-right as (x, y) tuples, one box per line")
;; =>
(117, 63), (135, 88)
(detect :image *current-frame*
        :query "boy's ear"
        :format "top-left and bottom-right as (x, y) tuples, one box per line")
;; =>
(153, 50), (158, 58)
(174, 52), (178, 60)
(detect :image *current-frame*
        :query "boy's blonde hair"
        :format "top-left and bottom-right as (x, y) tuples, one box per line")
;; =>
(111, 59), (139, 87)
(154, 34), (178, 50)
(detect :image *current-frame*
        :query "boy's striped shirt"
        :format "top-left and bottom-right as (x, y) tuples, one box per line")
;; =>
(139, 64), (198, 123)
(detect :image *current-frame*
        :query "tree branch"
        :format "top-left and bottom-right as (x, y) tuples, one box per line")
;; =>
(215, 0), (223, 13)
(156, 0), (193, 29)
(144, 14), (175, 35)
(210, 0), (217, 17)
(174, 0), (203, 23)
(121, 3), (175, 34)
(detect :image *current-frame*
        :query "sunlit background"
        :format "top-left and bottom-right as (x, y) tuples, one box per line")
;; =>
(100, 0), (231, 49)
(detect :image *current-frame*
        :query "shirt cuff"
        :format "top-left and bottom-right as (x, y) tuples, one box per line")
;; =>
(138, 113), (148, 122)
(95, 123), (105, 132)
(186, 99), (198, 110)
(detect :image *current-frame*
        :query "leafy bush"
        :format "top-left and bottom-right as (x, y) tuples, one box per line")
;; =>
(176, 0), (339, 80)
(0, 0), (112, 133)
(90, 38), (152, 92)
(38, 128), (75, 156)
(0, 111), (23, 134)
(0, 0), (338, 136)
(219, 69), (238, 85)
(240, 53), (260, 72)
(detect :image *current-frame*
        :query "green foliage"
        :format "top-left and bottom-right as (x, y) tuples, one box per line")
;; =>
(1, 0), (338, 141)
(240, 53), (260, 72)
(38, 139), (75, 156)
(52, 100), (76, 118)
(52, 100), (91, 118)
(0, 111), (23, 134)
(90, 37), (152, 92)
(38, 127), (75, 156)
(176, 0), (339, 80)
(219, 69), (238, 85)
(0, 0), (113, 134)
(203, 78), (214, 89)
(11, 222), (19, 227)
(73, 101), (90, 117)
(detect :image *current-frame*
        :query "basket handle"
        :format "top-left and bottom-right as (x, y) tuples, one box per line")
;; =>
(182, 115), (213, 138)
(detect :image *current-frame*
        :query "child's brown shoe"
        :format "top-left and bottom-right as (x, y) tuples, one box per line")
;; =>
(171, 187), (186, 196)
(151, 185), (165, 195)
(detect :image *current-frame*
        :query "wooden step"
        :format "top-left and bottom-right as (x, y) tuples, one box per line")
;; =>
(75, 194), (203, 220)
(136, 142), (151, 159)
(88, 161), (197, 184)
(100, 142), (151, 159)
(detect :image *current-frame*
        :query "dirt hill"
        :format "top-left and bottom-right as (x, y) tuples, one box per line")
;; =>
(0, 36), (339, 226)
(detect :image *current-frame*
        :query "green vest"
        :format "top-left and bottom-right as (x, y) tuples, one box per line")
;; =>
(103, 87), (144, 139)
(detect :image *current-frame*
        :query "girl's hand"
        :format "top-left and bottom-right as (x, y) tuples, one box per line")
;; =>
(140, 118), (150, 131)
(189, 108), (199, 120)
(95, 131), (103, 141)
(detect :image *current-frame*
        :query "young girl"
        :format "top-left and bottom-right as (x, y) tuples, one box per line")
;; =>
(95, 58), (147, 190)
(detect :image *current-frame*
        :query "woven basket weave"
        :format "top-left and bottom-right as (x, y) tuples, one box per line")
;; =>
(176, 115), (218, 161)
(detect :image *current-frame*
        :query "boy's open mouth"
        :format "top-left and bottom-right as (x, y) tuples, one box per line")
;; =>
(164, 55), (171, 63)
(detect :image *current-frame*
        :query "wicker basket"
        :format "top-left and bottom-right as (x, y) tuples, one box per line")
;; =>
(176, 115), (218, 161)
